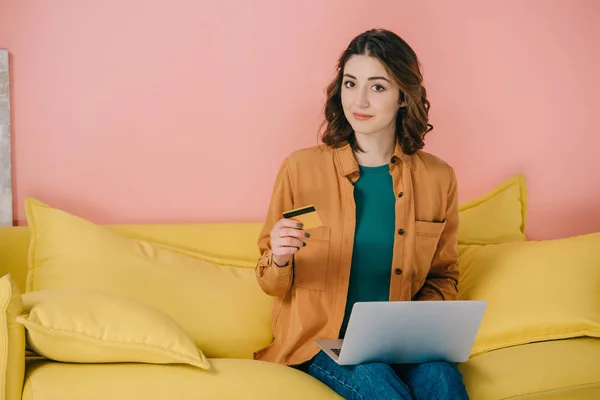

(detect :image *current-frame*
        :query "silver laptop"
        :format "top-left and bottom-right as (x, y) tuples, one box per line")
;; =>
(315, 300), (487, 366)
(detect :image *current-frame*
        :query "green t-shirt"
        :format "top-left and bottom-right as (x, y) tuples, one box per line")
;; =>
(339, 164), (396, 338)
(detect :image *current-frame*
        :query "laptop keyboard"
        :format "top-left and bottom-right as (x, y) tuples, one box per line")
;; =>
(331, 348), (341, 356)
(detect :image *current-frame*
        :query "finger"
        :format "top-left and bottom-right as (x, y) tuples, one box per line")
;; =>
(276, 218), (304, 229)
(280, 237), (304, 248)
(278, 228), (309, 239)
(272, 236), (304, 249)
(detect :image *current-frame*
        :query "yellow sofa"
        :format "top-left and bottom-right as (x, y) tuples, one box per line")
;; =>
(1, 220), (345, 400)
(1, 177), (600, 399)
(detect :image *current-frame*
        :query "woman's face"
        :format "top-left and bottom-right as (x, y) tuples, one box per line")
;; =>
(341, 55), (401, 137)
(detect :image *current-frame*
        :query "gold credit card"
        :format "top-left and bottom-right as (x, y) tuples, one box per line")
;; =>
(282, 205), (323, 230)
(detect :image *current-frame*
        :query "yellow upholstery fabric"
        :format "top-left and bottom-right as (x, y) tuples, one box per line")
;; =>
(458, 233), (600, 356)
(22, 358), (343, 400)
(458, 174), (527, 244)
(0, 274), (25, 400)
(0, 223), (264, 294)
(17, 289), (209, 369)
(24, 198), (273, 359)
(459, 337), (600, 400)
(0, 227), (30, 293)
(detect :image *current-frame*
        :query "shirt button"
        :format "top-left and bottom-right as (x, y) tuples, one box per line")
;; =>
(395, 268), (402, 275)
(398, 228), (405, 235)
(398, 192), (403, 198)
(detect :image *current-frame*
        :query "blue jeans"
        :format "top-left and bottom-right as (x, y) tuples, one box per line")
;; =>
(295, 351), (469, 400)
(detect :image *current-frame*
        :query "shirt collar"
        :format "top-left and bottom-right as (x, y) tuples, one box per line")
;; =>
(335, 140), (413, 178)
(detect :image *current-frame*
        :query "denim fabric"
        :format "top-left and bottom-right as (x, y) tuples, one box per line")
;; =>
(298, 351), (469, 400)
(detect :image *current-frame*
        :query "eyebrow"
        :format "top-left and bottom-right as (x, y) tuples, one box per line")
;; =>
(343, 73), (391, 82)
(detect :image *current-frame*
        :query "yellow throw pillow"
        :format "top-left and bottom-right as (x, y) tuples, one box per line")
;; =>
(457, 233), (600, 356)
(24, 197), (273, 359)
(0, 273), (25, 400)
(17, 288), (210, 369)
(458, 174), (527, 244)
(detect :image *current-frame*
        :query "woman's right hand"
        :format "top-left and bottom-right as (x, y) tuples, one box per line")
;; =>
(270, 218), (310, 267)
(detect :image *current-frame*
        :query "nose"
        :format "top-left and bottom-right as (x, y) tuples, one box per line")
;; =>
(353, 86), (369, 109)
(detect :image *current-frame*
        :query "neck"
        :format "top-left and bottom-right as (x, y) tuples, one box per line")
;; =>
(353, 129), (396, 167)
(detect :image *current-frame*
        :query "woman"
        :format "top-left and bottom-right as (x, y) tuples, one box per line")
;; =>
(254, 28), (468, 400)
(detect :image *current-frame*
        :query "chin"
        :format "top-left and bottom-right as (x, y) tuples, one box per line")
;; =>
(348, 120), (374, 132)
(351, 124), (381, 136)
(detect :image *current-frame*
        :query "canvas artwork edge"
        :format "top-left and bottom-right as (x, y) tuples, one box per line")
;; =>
(0, 49), (12, 226)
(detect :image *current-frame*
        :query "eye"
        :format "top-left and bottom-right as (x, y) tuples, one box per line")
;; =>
(343, 81), (355, 88)
(372, 84), (385, 92)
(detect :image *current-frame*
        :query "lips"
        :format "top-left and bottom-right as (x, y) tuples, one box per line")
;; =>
(352, 113), (374, 121)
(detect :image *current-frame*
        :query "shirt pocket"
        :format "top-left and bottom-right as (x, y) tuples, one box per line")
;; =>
(412, 220), (446, 286)
(293, 226), (331, 291)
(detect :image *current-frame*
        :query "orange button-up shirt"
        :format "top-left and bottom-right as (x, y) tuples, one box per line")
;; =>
(254, 142), (459, 366)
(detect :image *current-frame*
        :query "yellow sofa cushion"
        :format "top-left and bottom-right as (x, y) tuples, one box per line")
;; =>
(0, 223), (265, 294)
(24, 198), (273, 359)
(22, 358), (342, 400)
(457, 233), (600, 356)
(17, 288), (209, 369)
(459, 337), (600, 400)
(0, 274), (25, 400)
(458, 174), (527, 244)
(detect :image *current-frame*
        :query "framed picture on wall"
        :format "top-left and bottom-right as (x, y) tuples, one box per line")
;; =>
(0, 49), (12, 226)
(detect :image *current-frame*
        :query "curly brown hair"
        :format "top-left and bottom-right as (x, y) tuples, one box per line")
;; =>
(320, 29), (433, 155)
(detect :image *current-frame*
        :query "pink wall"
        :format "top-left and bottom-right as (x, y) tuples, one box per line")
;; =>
(0, 0), (598, 240)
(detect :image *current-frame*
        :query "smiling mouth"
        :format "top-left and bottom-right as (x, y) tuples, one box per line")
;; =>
(353, 113), (374, 121)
